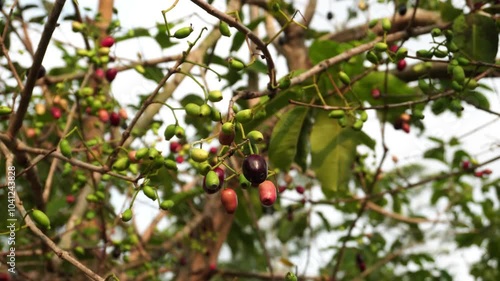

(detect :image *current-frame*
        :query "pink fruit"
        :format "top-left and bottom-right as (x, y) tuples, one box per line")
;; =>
(51, 107), (62, 119)
(220, 188), (238, 214)
(95, 68), (105, 80)
(176, 155), (184, 163)
(209, 147), (218, 154)
(258, 180), (277, 206)
(26, 127), (37, 138)
(474, 171), (484, 178)
(66, 195), (75, 204)
(209, 263), (217, 271)
(401, 122), (410, 133)
(461, 161), (470, 170)
(371, 88), (381, 99)
(278, 185), (287, 193)
(389, 45), (398, 53)
(170, 142), (182, 153)
(118, 108), (128, 119)
(397, 59), (407, 71)
(128, 150), (138, 163)
(109, 112), (120, 126)
(483, 168), (492, 175)
(100, 35), (115, 47)
(105, 68), (118, 82)
(98, 109), (110, 123)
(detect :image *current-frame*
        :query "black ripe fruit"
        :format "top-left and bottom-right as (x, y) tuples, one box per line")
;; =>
(398, 4), (407, 16)
(242, 154), (268, 185)
(326, 11), (333, 20)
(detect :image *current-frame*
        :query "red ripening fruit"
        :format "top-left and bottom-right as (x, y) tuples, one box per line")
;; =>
(109, 112), (120, 126)
(401, 122), (410, 133)
(295, 185), (305, 194)
(483, 168), (492, 175)
(100, 35), (115, 47)
(461, 160), (470, 170)
(176, 155), (184, 163)
(371, 88), (381, 99)
(51, 107), (62, 119)
(26, 127), (37, 138)
(0, 272), (10, 281)
(98, 109), (110, 123)
(209, 147), (218, 154)
(213, 167), (225, 186)
(278, 185), (287, 193)
(66, 195), (75, 204)
(170, 142), (182, 153)
(389, 45), (398, 53)
(179, 256), (187, 266)
(397, 59), (407, 71)
(118, 108), (128, 119)
(94, 68), (105, 80)
(209, 263), (217, 271)
(128, 150), (138, 163)
(218, 131), (235, 146)
(474, 171), (484, 178)
(220, 188), (238, 214)
(105, 68), (118, 82)
(258, 180), (277, 206)
(356, 253), (366, 272)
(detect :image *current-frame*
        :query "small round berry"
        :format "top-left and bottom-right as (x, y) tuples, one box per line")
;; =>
(396, 59), (407, 71)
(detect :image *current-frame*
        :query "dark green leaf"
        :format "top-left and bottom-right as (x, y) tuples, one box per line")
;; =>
(269, 107), (309, 171)
(452, 14), (498, 63)
(423, 146), (445, 163)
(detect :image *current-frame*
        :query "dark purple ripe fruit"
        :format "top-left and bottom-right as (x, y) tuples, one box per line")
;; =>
(242, 154), (268, 185)
(356, 253), (366, 272)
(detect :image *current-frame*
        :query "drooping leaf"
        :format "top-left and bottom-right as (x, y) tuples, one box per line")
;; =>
(310, 109), (374, 197)
(269, 107), (309, 171)
(423, 146), (446, 163)
(452, 14), (498, 63)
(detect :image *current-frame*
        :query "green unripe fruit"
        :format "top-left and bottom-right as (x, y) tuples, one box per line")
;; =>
(278, 76), (291, 89)
(339, 71), (351, 85)
(338, 116), (347, 128)
(71, 21), (84, 32)
(450, 99), (463, 112)
(446, 42), (459, 52)
(431, 28), (442, 37)
(148, 148), (160, 160)
(328, 109), (345, 119)
(219, 21), (231, 37)
(452, 66), (465, 84)
(239, 174), (251, 189)
(198, 162), (212, 175)
(190, 148), (209, 163)
(444, 29), (453, 40)
(60, 139), (72, 158)
(208, 90), (223, 102)
(121, 209), (133, 222)
(285, 272), (298, 281)
(247, 130), (264, 143)
(135, 148), (149, 160)
(381, 18), (392, 32)
(204, 170), (220, 191)
(366, 51), (379, 64)
(412, 109), (425, 120)
(235, 109), (253, 123)
(199, 104), (212, 117)
(395, 47), (408, 60)
(86, 194), (99, 202)
(352, 119), (364, 131)
(228, 58), (245, 71)
(457, 57), (470, 66)
(448, 59), (459, 74)
(222, 122), (234, 134)
(359, 110), (368, 122)
(173, 26), (193, 39)
(175, 125), (185, 138)
(142, 186), (157, 201)
(451, 81), (463, 91)
(185, 103), (201, 116)
(466, 78), (478, 89)
(374, 42), (388, 52)
(160, 200), (175, 210)
(31, 210), (51, 229)
(368, 19), (378, 28)
(95, 191), (106, 200)
(164, 124), (176, 140)
(0, 106), (13, 115)
(211, 107), (222, 122)
(113, 157), (130, 171)
(418, 79), (431, 93)
(164, 159), (178, 171)
(416, 49), (433, 59)
(433, 49), (448, 58)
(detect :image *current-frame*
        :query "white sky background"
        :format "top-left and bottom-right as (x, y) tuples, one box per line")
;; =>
(4, 0), (500, 280)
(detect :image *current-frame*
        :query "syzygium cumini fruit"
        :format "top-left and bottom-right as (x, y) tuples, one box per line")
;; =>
(191, 148), (209, 163)
(173, 26), (193, 39)
(247, 130), (264, 143)
(164, 124), (176, 140)
(235, 109), (253, 123)
(113, 157), (130, 171)
(121, 209), (133, 222)
(135, 148), (149, 160)
(59, 139), (72, 158)
(143, 186), (157, 201)
(160, 200), (175, 210)
(31, 210), (51, 229)
(258, 180), (277, 206)
(208, 90), (223, 102)
(204, 170), (221, 193)
(242, 154), (268, 185)
(221, 188), (238, 214)
(219, 21), (231, 37)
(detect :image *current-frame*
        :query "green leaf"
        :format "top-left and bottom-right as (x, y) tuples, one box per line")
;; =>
(294, 114), (312, 171)
(423, 146), (445, 163)
(452, 14), (498, 63)
(230, 17), (264, 52)
(140, 66), (164, 83)
(440, 0), (462, 22)
(463, 91), (490, 110)
(116, 28), (151, 42)
(269, 107), (309, 171)
(277, 211), (308, 242)
(310, 109), (373, 197)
